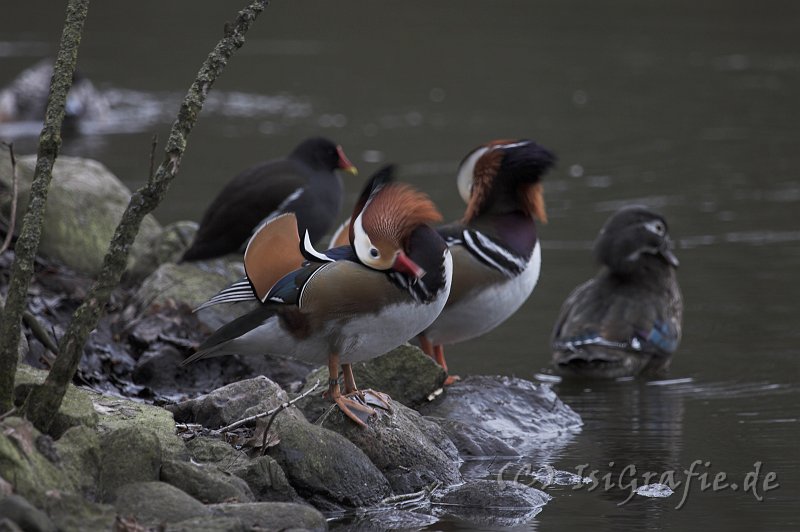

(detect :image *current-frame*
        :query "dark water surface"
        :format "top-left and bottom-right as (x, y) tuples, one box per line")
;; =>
(2, 0), (799, 529)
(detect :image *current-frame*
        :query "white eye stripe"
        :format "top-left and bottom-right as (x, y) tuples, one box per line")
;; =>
(490, 140), (531, 151)
(456, 146), (489, 204)
(644, 220), (666, 236)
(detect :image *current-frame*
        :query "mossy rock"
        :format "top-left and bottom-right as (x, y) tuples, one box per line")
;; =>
(209, 502), (327, 532)
(0, 149), (162, 276)
(93, 394), (187, 462)
(112, 481), (209, 526)
(0, 417), (74, 508)
(160, 459), (254, 504)
(98, 427), (162, 502)
(132, 261), (251, 330)
(13, 365), (98, 438)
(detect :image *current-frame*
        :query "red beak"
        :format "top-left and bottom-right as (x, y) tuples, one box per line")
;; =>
(393, 251), (426, 280)
(336, 145), (358, 175)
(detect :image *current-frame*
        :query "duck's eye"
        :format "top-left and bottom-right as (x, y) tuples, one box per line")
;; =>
(645, 220), (666, 236)
(369, 247), (380, 258)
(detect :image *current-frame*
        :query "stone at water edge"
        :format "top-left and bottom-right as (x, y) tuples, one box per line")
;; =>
(419, 375), (582, 455)
(171, 375), (392, 509)
(319, 396), (462, 494)
(432, 479), (551, 528)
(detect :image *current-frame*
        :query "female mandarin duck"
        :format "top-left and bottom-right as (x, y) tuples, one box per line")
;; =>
(414, 139), (556, 383)
(184, 166), (452, 426)
(551, 206), (683, 379)
(180, 137), (357, 262)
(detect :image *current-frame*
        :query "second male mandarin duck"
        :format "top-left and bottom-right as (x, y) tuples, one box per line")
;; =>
(551, 206), (683, 379)
(180, 136), (357, 262)
(184, 166), (452, 426)
(414, 139), (556, 383)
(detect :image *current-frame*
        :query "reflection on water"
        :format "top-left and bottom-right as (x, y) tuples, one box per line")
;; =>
(2, 0), (799, 529)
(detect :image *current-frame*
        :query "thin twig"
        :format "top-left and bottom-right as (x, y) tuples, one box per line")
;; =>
(22, 311), (59, 355)
(0, 142), (19, 254)
(213, 379), (320, 434)
(0, 406), (17, 421)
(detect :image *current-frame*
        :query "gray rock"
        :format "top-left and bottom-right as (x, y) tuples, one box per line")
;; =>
(127, 220), (198, 280)
(166, 516), (247, 532)
(298, 345), (446, 422)
(186, 435), (247, 465)
(320, 398), (461, 494)
(269, 415), (391, 509)
(99, 427), (161, 501)
(160, 459), (254, 504)
(0, 494), (56, 532)
(427, 417), (519, 458)
(112, 481), (209, 526)
(210, 502), (327, 532)
(433, 479), (550, 527)
(228, 454), (299, 502)
(419, 375), (582, 455)
(0, 518), (24, 532)
(174, 377), (388, 508)
(132, 261), (250, 330)
(184, 437), (298, 502)
(170, 375), (294, 429)
(0, 150), (161, 276)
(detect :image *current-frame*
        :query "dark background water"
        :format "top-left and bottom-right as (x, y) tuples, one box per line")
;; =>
(2, 0), (799, 529)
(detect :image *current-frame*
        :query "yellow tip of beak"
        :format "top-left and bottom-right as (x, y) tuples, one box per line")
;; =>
(344, 165), (359, 176)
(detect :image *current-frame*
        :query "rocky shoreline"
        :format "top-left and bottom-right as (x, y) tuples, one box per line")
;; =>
(1, 153), (583, 530)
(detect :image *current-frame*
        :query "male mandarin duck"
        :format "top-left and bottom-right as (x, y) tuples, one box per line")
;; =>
(184, 166), (452, 426)
(414, 139), (556, 383)
(180, 137), (358, 262)
(551, 206), (683, 379)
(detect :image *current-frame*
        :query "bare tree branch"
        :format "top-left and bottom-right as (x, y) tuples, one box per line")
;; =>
(0, 0), (90, 415)
(22, 0), (272, 432)
(0, 142), (19, 254)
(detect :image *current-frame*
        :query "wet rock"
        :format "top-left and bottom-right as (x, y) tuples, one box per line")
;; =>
(209, 502), (327, 531)
(428, 417), (519, 458)
(419, 375), (582, 455)
(0, 150), (161, 276)
(98, 426), (162, 502)
(320, 398), (461, 494)
(298, 345), (446, 421)
(160, 459), (254, 504)
(127, 220), (198, 281)
(0, 494), (56, 532)
(432, 479), (550, 527)
(13, 365), (99, 438)
(112, 481), (209, 526)
(269, 414), (391, 509)
(336, 509), (439, 531)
